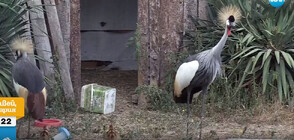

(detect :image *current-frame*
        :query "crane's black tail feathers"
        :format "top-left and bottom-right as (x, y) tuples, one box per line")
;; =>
(174, 87), (200, 103)
(174, 94), (193, 103)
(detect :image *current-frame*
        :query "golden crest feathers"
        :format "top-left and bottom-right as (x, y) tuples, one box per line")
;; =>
(11, 38), (34, 54)
(218, 5), (241, 25)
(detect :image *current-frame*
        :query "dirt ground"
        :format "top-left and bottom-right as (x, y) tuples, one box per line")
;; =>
(17, 70), (294, 140)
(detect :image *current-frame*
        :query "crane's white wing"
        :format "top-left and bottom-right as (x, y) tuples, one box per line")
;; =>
(174, 60), (199, 97)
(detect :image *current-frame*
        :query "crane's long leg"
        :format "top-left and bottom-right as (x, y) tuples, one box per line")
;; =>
(186, 89), (192, 139)
(27, 115), (31, 138)
(199, 87), (208, 140)
(17, 108), (29, 138)
(16, 119), (23, 138)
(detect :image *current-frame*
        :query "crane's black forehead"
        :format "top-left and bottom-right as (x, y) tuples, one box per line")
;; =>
(228, 15), (235, 22)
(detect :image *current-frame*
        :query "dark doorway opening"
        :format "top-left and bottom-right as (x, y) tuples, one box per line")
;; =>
(81, 0), (138, 71)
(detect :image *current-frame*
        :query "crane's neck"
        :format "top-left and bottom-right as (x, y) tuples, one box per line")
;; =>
(22, 52), (27, 58)
(211, 27), (229, 57)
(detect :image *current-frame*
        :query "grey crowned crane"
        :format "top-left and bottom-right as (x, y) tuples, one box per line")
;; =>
(11, 38), (47, 138)
(174, 6), (241, 138)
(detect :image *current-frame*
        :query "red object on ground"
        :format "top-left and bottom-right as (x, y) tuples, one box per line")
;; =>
(34, 119), (63, 127)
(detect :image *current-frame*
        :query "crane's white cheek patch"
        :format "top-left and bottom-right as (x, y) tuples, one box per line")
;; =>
(174, 60), (199, 97)
(13, 80), (28, 109)
(13, 80), (21, 94)
(42, 88), (47, 105)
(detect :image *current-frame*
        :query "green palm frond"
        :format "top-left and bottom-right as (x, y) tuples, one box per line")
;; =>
(0, 0), (31, 97)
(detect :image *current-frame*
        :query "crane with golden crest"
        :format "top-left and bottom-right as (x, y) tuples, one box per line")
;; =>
(11, 38), (47, 138)
(173, 5), (241, 138)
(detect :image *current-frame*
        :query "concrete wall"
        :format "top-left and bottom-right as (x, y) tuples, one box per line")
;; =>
(81, 0), (138, 70)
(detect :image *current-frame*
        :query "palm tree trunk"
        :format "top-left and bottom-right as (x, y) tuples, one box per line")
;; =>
(70, 0), (81, 104)
(27, 0), (54, 102)
(56, 0), (71, 67)
(43, 0), (74, 100)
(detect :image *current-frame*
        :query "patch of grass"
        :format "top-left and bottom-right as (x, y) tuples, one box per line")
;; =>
(122, 127), (145, 140)
(135, 85), (177, 112)
(47, 53), (77, 117)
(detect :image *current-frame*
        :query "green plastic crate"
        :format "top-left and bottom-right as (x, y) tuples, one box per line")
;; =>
(81, 83), (116, 114)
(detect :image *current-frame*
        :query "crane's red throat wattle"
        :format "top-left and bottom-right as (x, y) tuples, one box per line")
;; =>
(227, 27), (231, 36)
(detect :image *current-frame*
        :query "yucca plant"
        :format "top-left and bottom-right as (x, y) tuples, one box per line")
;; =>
(229, 0), (294, 103)
(186, 0), (294, 104)
(0, 0), (30, 97)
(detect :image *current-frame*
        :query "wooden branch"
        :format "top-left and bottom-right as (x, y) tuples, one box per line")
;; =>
(70, 0), (81, 104)
(43, 0), (74, 100)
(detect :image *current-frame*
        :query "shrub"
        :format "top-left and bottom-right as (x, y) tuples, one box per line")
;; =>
(135, 85), (176, 112)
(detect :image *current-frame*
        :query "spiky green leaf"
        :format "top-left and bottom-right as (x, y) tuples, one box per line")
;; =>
(286, 69), (294, 96)
(251, 51), (264, 72)
(261, 49), (272, 67)
(274, 51), (280, 64)
(242, 48), (262, 58)
(262, 55), (272, 93)
(275, 63), (283, 102)
(238, 57), (254, 89)
(232, 46), (261, 60)
(281, 51), (294, 68)
(280, 60), (289, 99)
